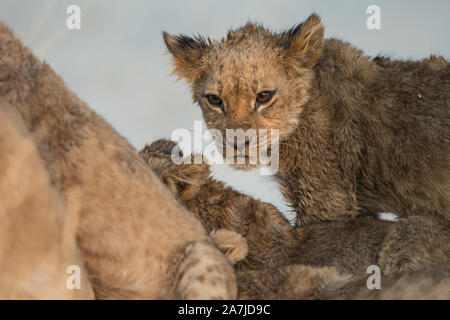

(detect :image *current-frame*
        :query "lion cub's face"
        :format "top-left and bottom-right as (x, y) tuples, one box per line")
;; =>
(164, 14), (324, 169)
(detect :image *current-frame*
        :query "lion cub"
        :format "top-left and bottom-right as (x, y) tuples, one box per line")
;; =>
(141, 139), (450, 277)
(163, 14), (449, 226)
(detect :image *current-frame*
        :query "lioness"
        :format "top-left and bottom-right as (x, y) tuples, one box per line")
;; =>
(0, 23), (236, 299)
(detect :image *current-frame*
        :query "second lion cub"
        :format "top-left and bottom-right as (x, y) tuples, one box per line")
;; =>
(141, 139), (450, 277)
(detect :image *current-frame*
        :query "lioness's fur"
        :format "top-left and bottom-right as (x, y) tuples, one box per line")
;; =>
(0, 105), (93, 299)
(163, 14), (450, 226)
(0, 23), (236, 299)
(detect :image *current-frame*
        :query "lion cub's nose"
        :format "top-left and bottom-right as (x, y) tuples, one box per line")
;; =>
(226, 136), (251, 151)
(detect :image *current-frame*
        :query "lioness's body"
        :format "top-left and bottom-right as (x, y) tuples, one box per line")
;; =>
(0, 105), (93, 299)
(0, 23), (236, 299)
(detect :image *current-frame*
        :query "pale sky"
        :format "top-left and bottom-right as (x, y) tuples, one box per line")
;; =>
(1, 0), (448, 219)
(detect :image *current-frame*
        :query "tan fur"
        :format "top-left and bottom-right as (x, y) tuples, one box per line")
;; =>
(163, 14), (450, 226)
(0, 105), (93, 299)
(210, 229), (249, 265)
(0, 23), (236, 299)
(141, 139), (450, 298)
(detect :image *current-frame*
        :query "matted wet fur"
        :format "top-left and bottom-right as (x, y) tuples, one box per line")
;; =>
(141, 139), (450, 299)
(163, 13), (450, 226)
(237, 265), (450, 299)
(0, 23), (236, 299)
(141, 139), (450, 275)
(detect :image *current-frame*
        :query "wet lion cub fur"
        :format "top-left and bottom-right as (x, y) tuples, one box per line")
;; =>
(0, 23), (237, 299)
(141, 139), (450, 299)
(141, 139), (450, 278)
(163, 13), (450, 226)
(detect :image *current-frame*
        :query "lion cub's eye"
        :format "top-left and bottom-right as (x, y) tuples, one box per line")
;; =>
(256, 91), (275, 105)
(206, 95), (223, 106)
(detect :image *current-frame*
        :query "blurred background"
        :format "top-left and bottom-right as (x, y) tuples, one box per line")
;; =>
(1, 0), (448, 220)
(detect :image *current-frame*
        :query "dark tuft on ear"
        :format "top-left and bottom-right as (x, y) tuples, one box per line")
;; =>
(162, 32), (211, 82)
(277, 24), (302, 49)
(278, 13), (324, 69)
(163, 32), (210, 59)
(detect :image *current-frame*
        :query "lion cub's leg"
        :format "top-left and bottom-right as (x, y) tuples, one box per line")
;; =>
(169, 240), (237, 299)
(169, 229), (246, 299)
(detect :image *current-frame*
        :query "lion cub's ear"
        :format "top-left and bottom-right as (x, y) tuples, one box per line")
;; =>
(163, 32), (210, 83)
(279, 13), (324, 69)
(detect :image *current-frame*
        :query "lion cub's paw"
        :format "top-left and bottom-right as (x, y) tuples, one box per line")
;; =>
(141, 139), (213, 200)
(210, 229), (249, 264)
(140, 139), (182, 175)
(143, 139), (181, 156)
